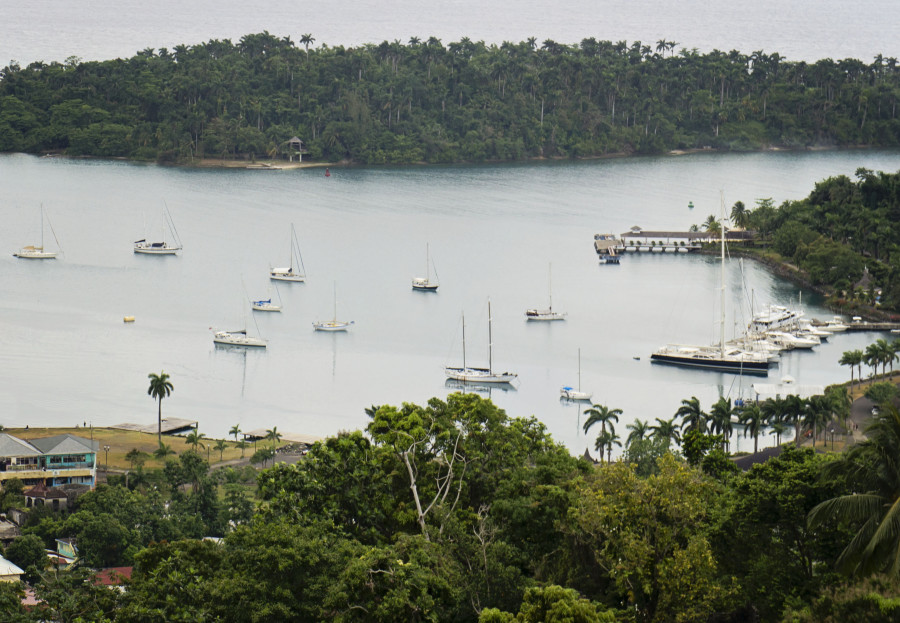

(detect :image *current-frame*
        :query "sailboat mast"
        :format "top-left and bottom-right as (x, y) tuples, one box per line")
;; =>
(462, 313), (467, 370)
(426, 243), (430, 282)
(720, 191), (726, 357)
(578, 347), (582, 391)
(40, 204), (44, 250)
(488, 299), (493, 373)
(548, 263), (552, 310)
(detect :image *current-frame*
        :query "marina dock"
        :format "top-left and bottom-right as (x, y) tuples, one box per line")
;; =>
(112, 418), (199, 435)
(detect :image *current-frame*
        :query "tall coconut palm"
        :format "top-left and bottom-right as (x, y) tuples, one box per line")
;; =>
(650, 417), (681, 448)
(214, 439), (229, 461)
(299, 33), (315, 56)
(809, 406), (900, 575)
(769, 420), (788, 446)
(783, 394), (806, 447)
(626, 418), (650, 446)
(730, 200), (751, 229)
(840, 349), (862, 388)
(802, 395), (833, 448)
(583, 404), (622, 438)
(738, 403), (766, 454)
(865, 343), (882, 379)
(147, 371), (173, 444)
(709, 397), (734, 451)
(153, 441), (175, 462)
(229, 424), (242, 443)
(676, 396), (707, 434)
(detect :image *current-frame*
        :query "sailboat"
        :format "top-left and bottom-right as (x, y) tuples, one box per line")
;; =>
(445, 300), (518, 383)
(412, 243), (439, 291)
(313, 283), (354, 331)
(525, 264), (566, 321)
(560, 348), (592, 401)
(134, 204), (182, 255)
(252, 285), (282, 312)
(270, 223), (306, 282)
(213, 306), (267, 347)
(14, 205), (60, 259)
(650, 193), (773, 375)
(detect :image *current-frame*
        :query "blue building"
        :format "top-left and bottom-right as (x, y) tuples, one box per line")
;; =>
(0, 433), (98, 489)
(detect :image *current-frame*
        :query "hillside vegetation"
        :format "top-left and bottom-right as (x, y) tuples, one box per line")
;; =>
(1, 33), (899, 163)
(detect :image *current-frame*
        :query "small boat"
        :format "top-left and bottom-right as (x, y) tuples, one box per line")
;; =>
(270, 223), (307, 282)
(134, 205), (182, 255)
(412, 243), (439, 291)
(213, 329), (267, 347)
(251, 298), (282, 312)
(822, 316), (848, 332)
(598, 249), (620, 265)
(560, 348), (592, 401)
(526, 264), (567, 321)
(446, 300), (517, 384)
(251, 285), (282, 312)
(14, 205), (60, 259)
(123, 316), (135, 323)
(688, 201), (694, 209)
(313, 283), (353, 331)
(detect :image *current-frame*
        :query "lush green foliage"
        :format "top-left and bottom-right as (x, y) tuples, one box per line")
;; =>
(3, 34), (900, 164)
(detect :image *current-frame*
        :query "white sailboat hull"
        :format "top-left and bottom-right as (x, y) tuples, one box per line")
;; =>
(313, 320), (353, 332)
(412, 278), (438, 291)
(444, 366), (518, 384)
(560, 388), (593, 401)
(251, 301), (282, 312)
(134, 241), (181, 255)
(270, 269), (305, 282)
(13, 246), (57, 259)
(213, 331), (267, 347)
(525, 309), (567, 321)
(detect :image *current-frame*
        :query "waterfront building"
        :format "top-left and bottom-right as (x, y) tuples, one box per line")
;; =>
(0, 433), (98, 488)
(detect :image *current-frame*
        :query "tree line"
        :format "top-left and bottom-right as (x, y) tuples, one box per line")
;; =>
(1, 32), (900, 163)
(4, 389), (900, 622)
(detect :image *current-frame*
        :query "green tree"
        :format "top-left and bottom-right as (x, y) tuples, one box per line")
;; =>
(572, 454), (735, 622)
(809, 406), (900, 576)
(265, 426), (282, 450)
(582, 404), (621, 439)
(649, 417), (681, 448)
(676, 396), (707, 434)
(153, 440), (175, 462)
(185, 429), (207, 451)
(229, 424), (242, 443)
(4, 534), (47, 583)
(738, 402), (766, 454)
(480, 585), (615, 622)
(625, 418), (650, 445)
(147, 371), (173, 443)
(213, 439), (229, 461)
(840, 349), (864, 388)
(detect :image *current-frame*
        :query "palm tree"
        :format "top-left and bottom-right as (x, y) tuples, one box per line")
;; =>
(738, 403), (766, 454)
(626, 419), (650, 446)
(769, 420), (788, 446)
(808, 406), (900, 575)
(840, 349), (863, 388)
(676, 396), (707, 434)
(783, 394), (806, 447)
(236, 440), (249, 458)
(602, 431), (622, 464)
(153, 441), (175, 462)
(214, 439), (229, 461)
(650, 417), (681, 448)
(730, 200), (750, 229)
(265, 426), (283, 450)
(802, 395), (833, 448)
(709, 397), (734, 451)
(147, 371), (173, 443)
(583, 404), (622, 439)
(229, 424), (242, 443)
(299, 33), (315, 56)
(865, 343), (882, 379)
(185, 429), (207, 452)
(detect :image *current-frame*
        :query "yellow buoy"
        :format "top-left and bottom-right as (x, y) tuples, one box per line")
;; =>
(123, 316), (135, 323)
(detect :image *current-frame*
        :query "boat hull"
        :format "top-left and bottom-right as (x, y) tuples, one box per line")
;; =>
(412, 280), (439, 291)
(445, 366), (518, 384)
(525, 310), (567, 321)
(270, 271), (305, 282)
(252, 303), (282, 312)
(560, 388), (593, 401)
(213, 332), (267, 347)
(134, 243), (180, 255)
(650, 352), (770, 375)
(13, 250), (57, 259)
(313, 321), (353, 332)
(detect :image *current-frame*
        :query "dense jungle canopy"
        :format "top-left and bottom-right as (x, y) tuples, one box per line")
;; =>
(1, 32), (899, 163)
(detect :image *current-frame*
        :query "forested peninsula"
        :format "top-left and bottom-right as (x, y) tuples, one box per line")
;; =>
(1, 33), (900, 164)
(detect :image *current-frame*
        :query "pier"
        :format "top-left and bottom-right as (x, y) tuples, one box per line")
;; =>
(594, 227), (754, 255)
(111, 418), (199, 435)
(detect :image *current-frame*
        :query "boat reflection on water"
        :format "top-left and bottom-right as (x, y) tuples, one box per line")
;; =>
(444, 378), (517, 396)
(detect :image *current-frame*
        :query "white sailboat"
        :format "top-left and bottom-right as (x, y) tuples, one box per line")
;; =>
(14, 205), (60, 259)
(412, 243), (439, 291)
(134, 204), (182, 255)
(525, 263), (566, 321)
(313, 283), (354, 331)
(251, 285), (282, 312)
(445, 300), (518, 384)
(560, 348), (592, 401)
(213, 306), (267, 347)
(270, 223), (306, 282)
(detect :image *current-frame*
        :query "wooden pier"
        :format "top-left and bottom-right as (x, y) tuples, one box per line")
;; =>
(111, 418), (198, 435)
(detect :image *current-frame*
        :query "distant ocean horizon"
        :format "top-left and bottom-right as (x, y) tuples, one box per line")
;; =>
(3, 0), (898, 67)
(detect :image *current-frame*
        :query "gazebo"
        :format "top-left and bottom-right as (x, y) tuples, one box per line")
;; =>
(24, 481), (69, 511)
(286, 136), (306, 162)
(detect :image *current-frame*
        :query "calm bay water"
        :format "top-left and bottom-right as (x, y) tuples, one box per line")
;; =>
(3, 0), (898, 67)
(3, 150), (900, 455)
